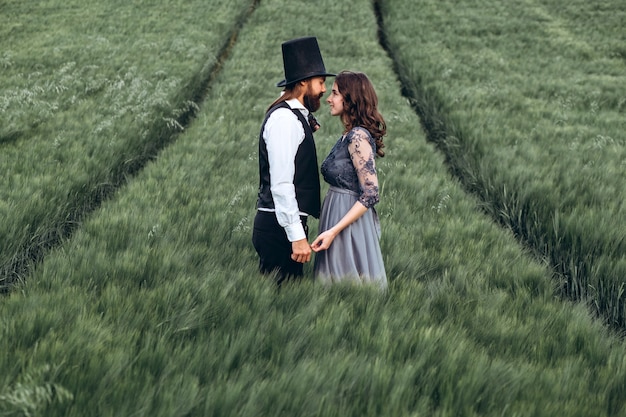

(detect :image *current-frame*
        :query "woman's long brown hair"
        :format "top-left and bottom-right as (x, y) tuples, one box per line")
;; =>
(335, 71), (386, 157)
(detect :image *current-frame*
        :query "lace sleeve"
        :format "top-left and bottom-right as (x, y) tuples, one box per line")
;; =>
(347, 128), (380, 208)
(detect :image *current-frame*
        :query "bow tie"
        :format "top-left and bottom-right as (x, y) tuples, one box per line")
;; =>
(307, 113), (320, 132)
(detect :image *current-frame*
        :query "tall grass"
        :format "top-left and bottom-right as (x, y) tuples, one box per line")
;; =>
(0, 0), (256, 289)
(377, 0), (626, 327)
(2, 0), (626, 416)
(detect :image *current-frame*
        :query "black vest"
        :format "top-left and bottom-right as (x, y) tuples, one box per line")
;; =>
(257, 102), (321, 218)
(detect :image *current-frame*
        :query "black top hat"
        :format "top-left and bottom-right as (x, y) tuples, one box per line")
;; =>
(277, 37), (335, 87)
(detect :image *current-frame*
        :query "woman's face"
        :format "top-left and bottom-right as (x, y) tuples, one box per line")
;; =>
(326, 82), (344, 117)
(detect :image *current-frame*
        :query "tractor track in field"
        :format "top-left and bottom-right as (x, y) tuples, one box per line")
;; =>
(373, 0), (626, 332)
(0, 0), (260, 293)
(372, 0), (561, 289)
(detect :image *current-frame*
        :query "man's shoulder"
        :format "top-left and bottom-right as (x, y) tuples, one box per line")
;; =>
(264, 106), (305, 139)
(266, 103), (302, 124)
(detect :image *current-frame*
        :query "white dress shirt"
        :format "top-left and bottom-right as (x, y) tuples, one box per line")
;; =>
(259, 98), (312, 242)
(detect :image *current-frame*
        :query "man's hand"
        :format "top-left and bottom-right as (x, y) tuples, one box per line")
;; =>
(291, 238), (312, 263)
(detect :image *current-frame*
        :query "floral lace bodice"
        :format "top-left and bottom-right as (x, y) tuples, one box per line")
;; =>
(320, 127), (380, 208)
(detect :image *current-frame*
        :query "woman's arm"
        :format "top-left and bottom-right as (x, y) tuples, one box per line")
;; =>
(311, 201), (367, 251)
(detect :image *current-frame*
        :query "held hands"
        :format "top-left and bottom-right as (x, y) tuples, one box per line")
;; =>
(291, 228), (338, 263)
(310, 229), (337, 252)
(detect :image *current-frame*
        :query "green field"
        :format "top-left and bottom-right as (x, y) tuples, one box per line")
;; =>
(0, 0), (255, 286)
(377, 0), (626, 326)
(1, 0), (626, 416)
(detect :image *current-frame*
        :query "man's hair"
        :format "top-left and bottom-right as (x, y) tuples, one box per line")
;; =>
(267, 81), (306, 112)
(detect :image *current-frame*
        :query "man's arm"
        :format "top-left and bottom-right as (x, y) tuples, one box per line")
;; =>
(264, 108), (309, 247)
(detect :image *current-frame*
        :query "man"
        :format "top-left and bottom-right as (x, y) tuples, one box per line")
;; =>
(252, 36), (335, 284)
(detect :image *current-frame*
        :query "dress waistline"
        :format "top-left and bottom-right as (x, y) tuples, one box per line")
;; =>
(328, 186), (359, 197)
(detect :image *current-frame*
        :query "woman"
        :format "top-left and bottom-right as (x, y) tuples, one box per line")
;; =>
(311, 71), (387, 288)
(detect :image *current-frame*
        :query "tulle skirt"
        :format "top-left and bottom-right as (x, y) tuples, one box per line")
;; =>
(313, 186), (387, 289)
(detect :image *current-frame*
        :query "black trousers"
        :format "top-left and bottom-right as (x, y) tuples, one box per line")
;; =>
(252, 211), (309, 284)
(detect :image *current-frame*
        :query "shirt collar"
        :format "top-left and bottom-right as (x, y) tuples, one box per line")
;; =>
(286, 98), (309, 116)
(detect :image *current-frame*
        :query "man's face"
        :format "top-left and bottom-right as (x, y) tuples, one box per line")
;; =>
(303, 76), (327, 113)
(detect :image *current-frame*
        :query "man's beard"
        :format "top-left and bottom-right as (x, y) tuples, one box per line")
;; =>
(303, 90), (323, 113)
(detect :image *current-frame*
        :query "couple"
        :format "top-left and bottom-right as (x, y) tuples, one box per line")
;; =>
(252, 37), (387, 289)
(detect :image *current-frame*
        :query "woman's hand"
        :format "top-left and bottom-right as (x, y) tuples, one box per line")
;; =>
(311, 229), (337, 252)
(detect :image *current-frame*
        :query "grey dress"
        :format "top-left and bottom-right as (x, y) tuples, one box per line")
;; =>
(313, 127), (387, 288)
